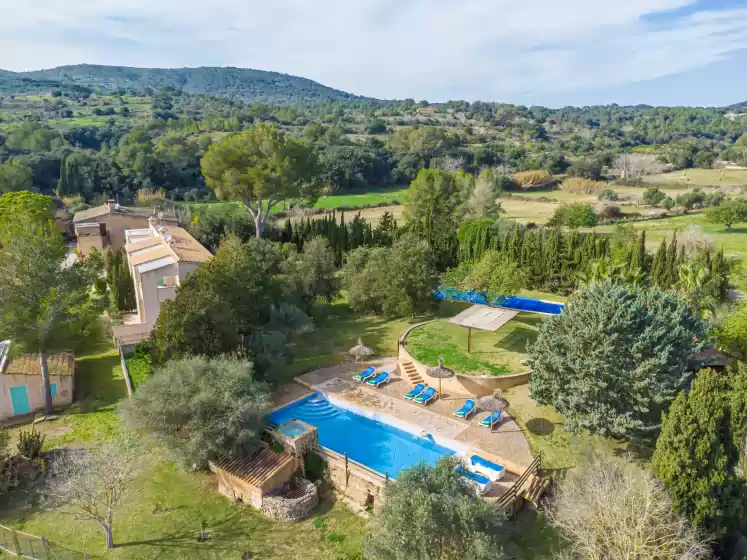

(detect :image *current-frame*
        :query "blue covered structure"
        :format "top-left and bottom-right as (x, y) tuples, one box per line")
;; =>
(433, 285), (564, 316)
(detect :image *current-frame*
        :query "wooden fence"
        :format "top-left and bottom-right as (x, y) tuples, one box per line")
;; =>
(0, 524), (86, 559)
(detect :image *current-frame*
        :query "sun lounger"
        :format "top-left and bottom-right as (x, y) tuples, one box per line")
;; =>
(353, 366), (376, 383)
(404, 383), (426, 400)
(453, 399), (476, 420)
(366, 371), (391, 387)
(470, 455), (506, 482)
(414, 386), (437, 405)
(456, 466), (491, 495)
(479, 412), (503, 428)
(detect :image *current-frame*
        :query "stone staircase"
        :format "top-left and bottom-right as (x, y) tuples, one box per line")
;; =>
(400, 360), (423, 385)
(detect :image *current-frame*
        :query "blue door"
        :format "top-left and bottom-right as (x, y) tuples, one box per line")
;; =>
(9, 386), (31, 415)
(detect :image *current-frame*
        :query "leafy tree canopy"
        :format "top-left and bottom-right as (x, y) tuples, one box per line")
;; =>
(547, 203), (598, 228)
(529, 279), (707, 439)
(705, 198), (747, 230)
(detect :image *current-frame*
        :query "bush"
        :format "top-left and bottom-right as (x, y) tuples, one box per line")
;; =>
(676, 190), (706, 211)
(547, 204), (598, 228)
(567, 158), (603, 180)
(597, 204), (623, 221)
(529, 280), (707, 439)
(17, 425), (45, 460)
(643, 187), (666, 206)
(513, 170), (552, 190)
(597, 188), (618, 201)
(704, 191), (725, 207)
(662, 196), (675, 211)
(135, 188), (165, 207)
(560, 178), (607, 194)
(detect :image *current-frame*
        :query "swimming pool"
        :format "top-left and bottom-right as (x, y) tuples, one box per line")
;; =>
(268, 393), (455, 477)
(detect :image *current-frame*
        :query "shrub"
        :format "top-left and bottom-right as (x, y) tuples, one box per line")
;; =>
(662, 196), (676, 211)
(61, 194), (84, 208)
(17, 425), (45, 459)
(513, 170), (552, 190)
(529, 280), (707, 439)
(547, 204), (598, 228)
(643, 187), (666, 206)
(704, 191), (725, 207)
(560, 177), (607, 194)
(597, 188), (619, 201)
(597, 204), (623, 221)
(135, 188), (166, 207)
(676, 191), (706, 211)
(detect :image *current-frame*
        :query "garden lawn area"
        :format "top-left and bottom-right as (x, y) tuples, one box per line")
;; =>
(0, 455), (366, 560)
(313, 186), (408, 209)
(406, 314), (541, 376)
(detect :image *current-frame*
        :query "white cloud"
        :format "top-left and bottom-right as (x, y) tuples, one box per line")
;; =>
(1, 0), (746, 102)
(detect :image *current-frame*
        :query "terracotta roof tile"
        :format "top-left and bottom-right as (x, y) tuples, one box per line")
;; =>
(214, 445), (293, 488)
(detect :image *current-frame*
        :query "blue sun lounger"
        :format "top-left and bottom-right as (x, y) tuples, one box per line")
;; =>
(366, 371), (391, 387)
(470, 455), (506, 482)
(414, 386), (437, 405)
(479, 411), (503, 428)
(353, 366), (376, 383)
(453, 399), (476, 420)
(404, 383), (426, 400)
(456, 466), (491, 495)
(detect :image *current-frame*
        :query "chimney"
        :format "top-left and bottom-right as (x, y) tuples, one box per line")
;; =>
(106, 199), (116, 212)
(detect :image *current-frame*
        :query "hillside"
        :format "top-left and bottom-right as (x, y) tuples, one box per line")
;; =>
(0, 64), (365, 104)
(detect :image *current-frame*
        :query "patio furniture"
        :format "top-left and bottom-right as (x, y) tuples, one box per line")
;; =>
(477, 390), (510, 432)
(456, 466), (490, 495)
(479, 412), (503, 429)
(353, 366), (376, 383)
(426, 357), (454, 397)
(404, 383), (426, 400)
(414, 386), (438, 405)
(366, 371), (391, 387)
(453, 399), (476, 420)
(349, 337), (374, 362)
(470, 455), (506, 482)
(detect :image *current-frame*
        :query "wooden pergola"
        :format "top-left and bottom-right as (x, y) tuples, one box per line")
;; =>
(448, 305), (519, 353)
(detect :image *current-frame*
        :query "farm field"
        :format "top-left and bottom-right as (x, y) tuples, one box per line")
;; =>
(647, 168), (747, 187)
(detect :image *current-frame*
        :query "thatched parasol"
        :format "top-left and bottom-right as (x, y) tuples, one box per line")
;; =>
(426, 357), (455, 397)
(477, 390), (510, 432)
(349, 337), (374, 362)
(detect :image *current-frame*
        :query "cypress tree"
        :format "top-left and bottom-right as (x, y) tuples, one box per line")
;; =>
(629, 231), (646, 273)
(711, 248), (728, 299)
(664, 234), (679, 288)
(500, 230), (510, 256)
(651, 240), (667, 287)
(283, 219), (293, 244)
(509, 222), (522, 262)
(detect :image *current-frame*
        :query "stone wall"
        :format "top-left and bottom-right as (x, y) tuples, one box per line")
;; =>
(326, 454), (385, 510)
(261, 478), (319, 522)
(399, 321), (532, 397)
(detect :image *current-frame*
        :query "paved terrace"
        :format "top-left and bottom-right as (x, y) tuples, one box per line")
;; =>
(273, 358), (535, 499)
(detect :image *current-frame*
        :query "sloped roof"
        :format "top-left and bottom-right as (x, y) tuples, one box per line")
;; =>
(3, 351), (75, 376)
(124, 237), (162, 253)
(129, 245), (175, 267)
(159, 225), (212, 263)
(214, 445), (293, 488)
(72, 204), (175, 224)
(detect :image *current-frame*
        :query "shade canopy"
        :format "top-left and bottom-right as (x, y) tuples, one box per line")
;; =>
(426, 357), (455, 379)
(477, 390), (510, 413)
(349, 337), (374, 360)
(448, 305), (519, 332)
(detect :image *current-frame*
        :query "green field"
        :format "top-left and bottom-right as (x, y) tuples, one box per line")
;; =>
(314, 187), (408, 209)
(406, 314), (541, 376)
(648, 168), (747, 187)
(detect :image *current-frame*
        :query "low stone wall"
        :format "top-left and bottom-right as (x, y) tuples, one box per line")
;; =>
(261, 478), (319, 522)
(399, 321), (532, 397)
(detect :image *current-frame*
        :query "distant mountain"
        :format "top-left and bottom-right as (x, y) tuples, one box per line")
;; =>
(0, 64), (366, 104)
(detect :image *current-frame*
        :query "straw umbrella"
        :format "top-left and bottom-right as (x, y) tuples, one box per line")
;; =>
(349, 337), (374, 363)
(426, 357), (455, 398)
(477, 390), (510, 432)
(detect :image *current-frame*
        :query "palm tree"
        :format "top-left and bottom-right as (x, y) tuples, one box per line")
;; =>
(677, 262), (718, 319)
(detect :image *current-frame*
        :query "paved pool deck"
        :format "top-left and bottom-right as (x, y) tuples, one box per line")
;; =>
(273, 357), (535, 487)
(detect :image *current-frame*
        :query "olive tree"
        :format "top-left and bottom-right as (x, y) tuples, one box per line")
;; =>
(121, 356), (271, 469)
(364, 457), (508, 560)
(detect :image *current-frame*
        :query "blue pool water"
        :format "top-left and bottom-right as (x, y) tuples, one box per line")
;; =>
(268, 393), (455, 477)
(433, 285), (564, 315)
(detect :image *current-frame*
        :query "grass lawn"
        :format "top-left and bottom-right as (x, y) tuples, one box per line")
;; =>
(0, 456), (367, 559)
(314, 187), (408, 209)
(406, 314), (541, 376)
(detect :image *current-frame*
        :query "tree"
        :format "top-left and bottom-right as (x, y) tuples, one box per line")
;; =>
(201, 124), (320, 238)
(404, 168), (461, 269)
(714, 301), (747, 361)
(550, 451), (711, 560)
(121, 356), (271, 469)
(529, 280), (707, 439)
(464, 169), (503, 219)
(0, 161), (34, 193)
(151, 236), (311, 374)
(281, 237), (338, 312)
(653, 368), (747, 541)
(460, 250), (527, 301)
(0, 209), (101, 415)
(705, 199), (747, 231)
(643, 187), (666, 207)
(46, 438), (142, 549)
(547, 204), (598, 228)
(676, 262), (718, 319)
(0, 191), (56, 236)
(676, 191), (706, 211)
(364, 457), (508, 560)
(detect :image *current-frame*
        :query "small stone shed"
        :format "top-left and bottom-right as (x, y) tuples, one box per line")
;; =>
(211, 444), (296, 509)
(0, 342), (75, 421)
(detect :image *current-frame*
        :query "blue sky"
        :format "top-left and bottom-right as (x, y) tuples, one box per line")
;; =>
(1, 0), (746, 107)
